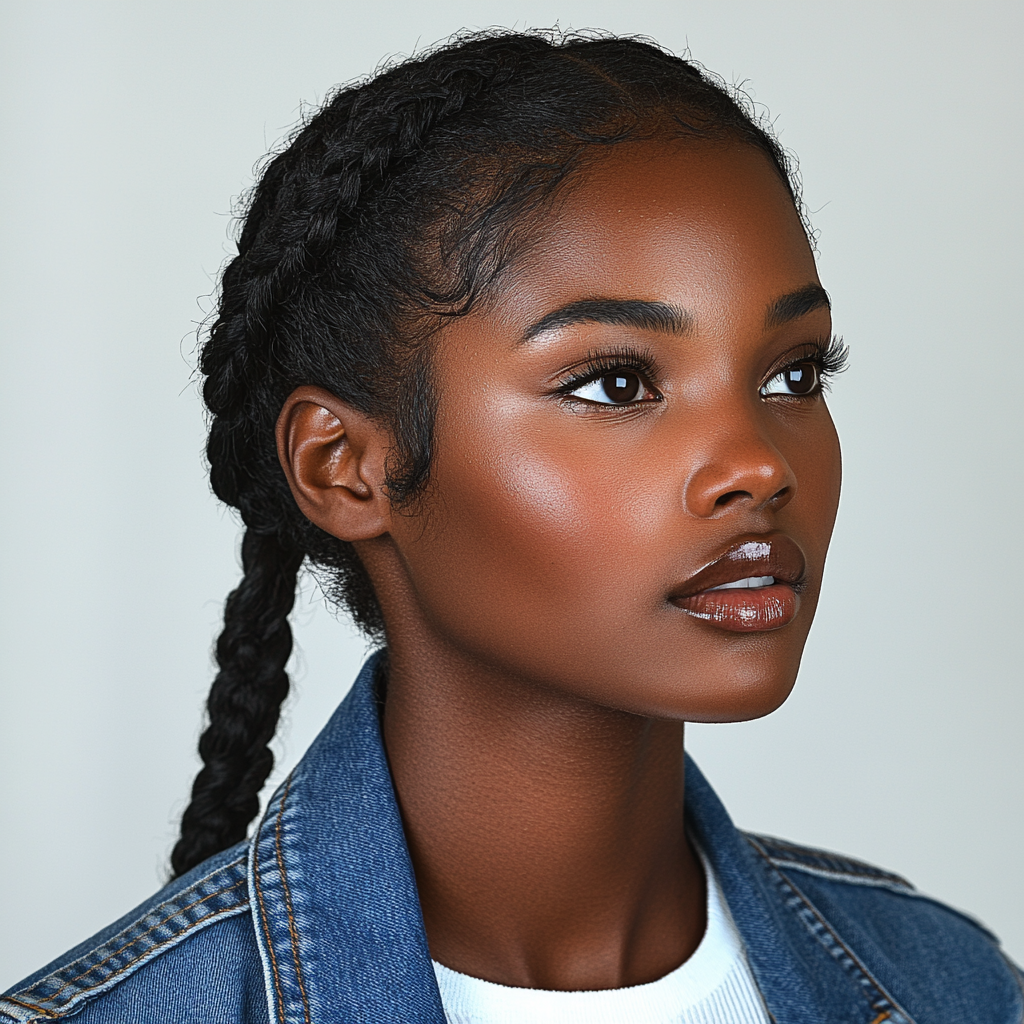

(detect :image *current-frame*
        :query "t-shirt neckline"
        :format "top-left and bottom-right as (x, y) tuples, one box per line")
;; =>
(431, 846), (747, 1024)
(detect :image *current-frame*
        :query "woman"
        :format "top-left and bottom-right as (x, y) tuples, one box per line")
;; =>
(3, 30), (1019, 1024)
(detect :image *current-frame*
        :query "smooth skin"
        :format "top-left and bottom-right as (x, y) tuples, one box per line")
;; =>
(276, 139), (842, 991)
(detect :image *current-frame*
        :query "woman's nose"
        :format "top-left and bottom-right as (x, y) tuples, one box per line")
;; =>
(681, 423), (797, 519)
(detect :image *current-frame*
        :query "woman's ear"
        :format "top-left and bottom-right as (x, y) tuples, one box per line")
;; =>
(276, 386), (392, 542)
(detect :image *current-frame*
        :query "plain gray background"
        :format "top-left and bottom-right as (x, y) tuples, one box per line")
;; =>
(1, 0), (1021, 989)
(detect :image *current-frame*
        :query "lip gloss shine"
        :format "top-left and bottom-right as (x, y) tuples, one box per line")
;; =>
(669, 533), (806, 632)
(675, 583), (798, 632)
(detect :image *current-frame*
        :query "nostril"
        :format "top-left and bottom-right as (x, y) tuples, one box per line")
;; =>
(770, 485), (791, 505)
(714, 489), (751, 508)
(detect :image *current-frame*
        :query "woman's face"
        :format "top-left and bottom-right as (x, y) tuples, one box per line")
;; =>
(387, 140), (841, 721)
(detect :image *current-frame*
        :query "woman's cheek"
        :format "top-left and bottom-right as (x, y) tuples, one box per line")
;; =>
(416, 440), (655, 638)
(792, 415), (842, 543)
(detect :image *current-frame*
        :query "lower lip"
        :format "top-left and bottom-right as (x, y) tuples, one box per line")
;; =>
(673, 584), (799, 633)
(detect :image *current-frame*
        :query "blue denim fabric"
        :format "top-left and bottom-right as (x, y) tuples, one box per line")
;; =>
(5, 652), (1021, 1023)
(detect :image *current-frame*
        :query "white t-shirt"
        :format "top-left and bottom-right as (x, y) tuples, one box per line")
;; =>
(432, 850), (769, 1024)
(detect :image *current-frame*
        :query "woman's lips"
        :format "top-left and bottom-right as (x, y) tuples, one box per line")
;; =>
(674, 583), (798, 632)
(669, 534), (806, 633)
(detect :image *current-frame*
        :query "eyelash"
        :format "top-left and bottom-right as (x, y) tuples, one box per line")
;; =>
(551, 335), (849, 405)
(553, 347), (661, 400)
(767, 335), (850, 394)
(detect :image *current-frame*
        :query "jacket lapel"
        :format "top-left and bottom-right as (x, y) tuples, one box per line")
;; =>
(684, 756), (913, 1024)
(249, 651), (446, 1024)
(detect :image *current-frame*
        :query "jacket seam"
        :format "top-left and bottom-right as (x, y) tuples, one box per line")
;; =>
(8, 856), (248, 1016)
(0, 995), (59, 1022)
(778, 874), (910, 1022)
(745, 833), (912, 888)
(750, 838), (1003, 945)
(746, 836), (918, 1024)
(24, 877), (247, 1005)
(253, 804), (287, 1024)
(1, 901), (248, 1021)
(274, 773), (312, 1024)
(762, 858), (916, 894)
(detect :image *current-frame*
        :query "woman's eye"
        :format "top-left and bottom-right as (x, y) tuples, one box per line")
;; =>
(569, 371), (652, 405)
(760, 360), (820, 397)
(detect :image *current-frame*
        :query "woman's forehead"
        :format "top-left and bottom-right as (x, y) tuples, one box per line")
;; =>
(483, 140), (820, 337)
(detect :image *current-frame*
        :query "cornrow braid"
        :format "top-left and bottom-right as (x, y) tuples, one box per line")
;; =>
(173, 28), (802, 877)
(170, 530), (302, 876)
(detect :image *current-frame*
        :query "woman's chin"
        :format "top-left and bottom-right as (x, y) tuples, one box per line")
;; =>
(583, 661), (802, 724)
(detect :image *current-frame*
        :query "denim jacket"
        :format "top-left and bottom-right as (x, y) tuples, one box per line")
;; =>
(5, 653), (1022, 1024)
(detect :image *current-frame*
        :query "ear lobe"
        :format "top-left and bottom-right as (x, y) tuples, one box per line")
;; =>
(276, 386), (392, 542)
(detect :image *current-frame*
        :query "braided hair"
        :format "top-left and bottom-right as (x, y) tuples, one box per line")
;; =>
(170, 29), (801, 877)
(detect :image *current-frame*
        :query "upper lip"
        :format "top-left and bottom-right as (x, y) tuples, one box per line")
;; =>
(669, 533), (807, 600)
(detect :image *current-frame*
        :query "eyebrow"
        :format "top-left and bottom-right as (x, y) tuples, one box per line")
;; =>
(521, 298), (693, 343)
(764, 284), (831, 329)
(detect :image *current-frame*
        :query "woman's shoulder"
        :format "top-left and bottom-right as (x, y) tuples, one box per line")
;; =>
(4, 825), (1021, 1023)
(0, 843), (266, 1024)
(741, 830), (1024, 1013)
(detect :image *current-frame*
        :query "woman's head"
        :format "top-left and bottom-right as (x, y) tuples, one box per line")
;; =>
(199, 30), (803, 634)
(173, 30), (840, 877)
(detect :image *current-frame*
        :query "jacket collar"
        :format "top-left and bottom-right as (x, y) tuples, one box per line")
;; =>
(683, 761), (912, 1024)
(249, 651), (445, 1024)
(249, 652), (910, 1024)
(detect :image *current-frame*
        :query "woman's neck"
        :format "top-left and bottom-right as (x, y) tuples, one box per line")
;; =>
(381, 638), (706, 991)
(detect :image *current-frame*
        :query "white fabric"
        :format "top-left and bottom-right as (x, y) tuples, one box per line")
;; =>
(432, 850), (770, 1024)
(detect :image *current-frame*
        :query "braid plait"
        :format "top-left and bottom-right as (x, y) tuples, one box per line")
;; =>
(170, 529), (303, 876)
(174, 29), (804, 877)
